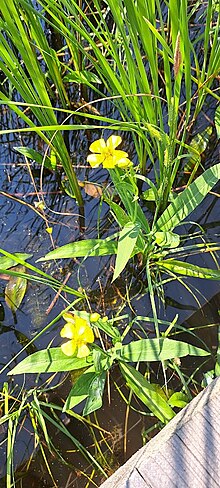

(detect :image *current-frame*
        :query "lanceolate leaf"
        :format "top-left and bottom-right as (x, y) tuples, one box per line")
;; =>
(120, 362), (175, 423)
(83, 371), (106, 416)
(113, 223), (140, 282)
(8, 348), (93, 375)
(157, 259), (220, 280)
(155, 163), (220, 231)
(37, 239), (117, 261)
(63, 366), (97, 412)
(5, 265), (27, 313)
(118, 337), (210, 363)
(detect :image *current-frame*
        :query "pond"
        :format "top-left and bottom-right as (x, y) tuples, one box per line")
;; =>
(0, 1), (219, 487)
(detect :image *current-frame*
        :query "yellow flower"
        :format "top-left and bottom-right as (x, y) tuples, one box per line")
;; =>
(60, 313), (94, 358)
(87, 135), (132, 169)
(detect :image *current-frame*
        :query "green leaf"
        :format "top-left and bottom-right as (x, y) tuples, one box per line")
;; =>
(113, 223), (140, 282)
(5, 265), (27, 313)
(154, 231), (180, 248)
(37, 239), (118, 261)
(215, 105), (220, 139)
(155, 163), (220, 231)
(8, 348), (93, 375)
(63, 71), (101, 84)
(120, 362), (175, 423)
(63, 366), (97, 411)
(157, 259), (220, 280)
(168, 392), (189, 408)
(119, 338), (210, 363)
(0, 253), (31, 270)
(14, 147), (53, 169)
(83, 371), (106, 416)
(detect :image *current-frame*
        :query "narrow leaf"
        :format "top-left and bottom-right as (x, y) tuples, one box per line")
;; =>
(155, 163), (220, 231)
(63, 366), (97, 412)
(119, 338), (210, 363)
(157, 259), (220, 280)
(113, 223), (140, 282)
(37, 239), (117, 261)
(83, 371), (106, 416)
(120, 362), (175, 423)
(0, 253), (31, 270)
(8, 348), (93, 375)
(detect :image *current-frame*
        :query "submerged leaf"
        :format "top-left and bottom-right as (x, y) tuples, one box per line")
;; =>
(5, 265), (27, 313)
(184, 126), (212, 171)
(214, 105), (220, 139)
(83, 182), (103, 198)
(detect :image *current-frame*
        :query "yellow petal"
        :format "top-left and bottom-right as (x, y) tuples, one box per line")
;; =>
(63, 312), (75, 324)
(87, 153), (104, 167)
(77, 344), (91, 358)
(75, 322), (95, 343)
(106, 135), (122, 149)
(89, 138), (106, 153)
(103, 156), (117, 168)
(60, 323), (75, 339)
(112, 150), (128, 159)
(117, 158), (132, 168)
(61, 340), (77, 356)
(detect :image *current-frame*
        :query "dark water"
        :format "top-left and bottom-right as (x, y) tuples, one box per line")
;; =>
(0, 10), (220, 485)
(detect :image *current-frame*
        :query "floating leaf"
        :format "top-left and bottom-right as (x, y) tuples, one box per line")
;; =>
(5, 265), (27, 313)
(8, 348), (93, 375)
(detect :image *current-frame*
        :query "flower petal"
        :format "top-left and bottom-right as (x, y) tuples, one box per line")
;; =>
(87, 153), (104, 167)
(77, 344), (91, 358)
(60, 323), (75, 339)
(89, 138), (106, 153)
(107, 135), (122, 149)
(61, 339), (76, 356)
(103, 156), (117, 168)
(112, 150), (128, 159)
(63, 312), (75, 324)
(117, 158), (132, 168)
(75, 321), (95, 343)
